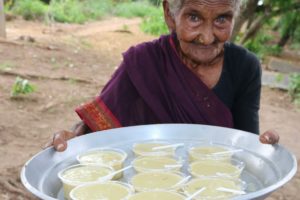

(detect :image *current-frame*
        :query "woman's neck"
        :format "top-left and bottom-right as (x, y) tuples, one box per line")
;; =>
(176, 44), (225, 89)
(177, 46), (224, 70)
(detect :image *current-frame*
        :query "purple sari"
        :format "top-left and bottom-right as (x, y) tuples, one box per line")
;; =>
(76, 33), (233, 131)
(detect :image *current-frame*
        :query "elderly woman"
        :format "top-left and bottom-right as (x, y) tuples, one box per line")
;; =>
(47, 0), (279, 151)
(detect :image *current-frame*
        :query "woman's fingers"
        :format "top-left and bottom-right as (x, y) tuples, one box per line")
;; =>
(43, 130), (75, 152)
(53, 132), (68, 152)
(259, 130), (280, 144)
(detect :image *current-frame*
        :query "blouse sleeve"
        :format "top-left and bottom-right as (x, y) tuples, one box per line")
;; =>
(232, 54), (262, 134)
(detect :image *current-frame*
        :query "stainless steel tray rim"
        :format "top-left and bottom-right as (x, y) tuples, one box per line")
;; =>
(20, 124), (298, 200)
(21, 153), (57, 200)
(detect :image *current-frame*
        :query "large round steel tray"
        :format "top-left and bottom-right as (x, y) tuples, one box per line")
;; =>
(21, 124), (297, 200)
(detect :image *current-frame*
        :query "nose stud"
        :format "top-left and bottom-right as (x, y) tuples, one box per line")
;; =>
(197, 35), (204, 44)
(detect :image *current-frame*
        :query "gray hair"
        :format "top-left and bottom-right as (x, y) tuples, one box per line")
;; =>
(167, 0), (241, 16)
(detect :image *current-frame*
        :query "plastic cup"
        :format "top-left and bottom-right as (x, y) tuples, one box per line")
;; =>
(77, 148), (127, 179)
(130, 171), (187, 192)
(128, 190), (186, 200)
(132, 142), (176, 157)
(58, 164), (114, 200)
(188, 144), (233, 162)
(132, 156), (182, 173)
(189, 159), (245, 179)
(70, 181), (133, 200)
(183, 177), (246, 200)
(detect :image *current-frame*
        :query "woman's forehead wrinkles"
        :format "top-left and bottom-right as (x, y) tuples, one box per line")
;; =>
(182, 0), (234, 8)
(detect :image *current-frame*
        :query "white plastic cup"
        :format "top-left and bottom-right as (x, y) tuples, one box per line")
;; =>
(70, 181), (133, 200)
(58, 164), (114, 200)
(76, 148), (127, 179)
(132, 142), (176, 157)
(128, 190), (186, 200)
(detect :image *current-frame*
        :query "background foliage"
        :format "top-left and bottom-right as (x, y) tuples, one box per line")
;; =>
(4, 0), (300, 101)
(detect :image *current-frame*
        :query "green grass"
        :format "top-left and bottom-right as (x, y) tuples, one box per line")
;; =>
(0, 62), (16, 71)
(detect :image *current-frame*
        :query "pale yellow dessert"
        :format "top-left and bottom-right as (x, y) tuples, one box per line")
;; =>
(183, 178), (244, 199)
(133, 156), (182, 173)
(70, 181), (133, 200)
(189, 145), (231, 162)
(77, 148), (127, 179)
(132, 142), (175, 157)
(189, 160), (244, 179)
(58, 164), (114, 200)
(131, 171), (185, 192)
(128, 191), (185, 200)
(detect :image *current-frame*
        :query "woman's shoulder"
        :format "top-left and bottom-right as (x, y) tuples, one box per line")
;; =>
(225, 42), (261, 73)
(225, 42), (259, 64)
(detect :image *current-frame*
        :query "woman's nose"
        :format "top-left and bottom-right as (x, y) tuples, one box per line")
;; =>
(198, 24), (215, 45)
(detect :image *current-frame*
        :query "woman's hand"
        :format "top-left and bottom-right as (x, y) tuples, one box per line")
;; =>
(43, 121), (88, 152)
(259, 130), (280, 144)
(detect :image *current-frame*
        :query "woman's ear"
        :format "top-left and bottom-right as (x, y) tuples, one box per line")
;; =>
(163, 0), (176, 31)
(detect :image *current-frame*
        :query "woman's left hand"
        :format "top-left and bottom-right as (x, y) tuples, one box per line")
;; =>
(259, 130), (280, 144)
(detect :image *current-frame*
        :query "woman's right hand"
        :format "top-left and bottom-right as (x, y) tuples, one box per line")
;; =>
(44, 130), (76, 152)
(44, 121), (88, 152)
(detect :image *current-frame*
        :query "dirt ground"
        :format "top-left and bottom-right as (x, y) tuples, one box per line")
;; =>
(0, 18), (299, 200)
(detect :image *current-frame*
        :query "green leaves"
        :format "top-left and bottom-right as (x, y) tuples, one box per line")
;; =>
(289, 73), (300, 105)
(11, 77), (36, 97)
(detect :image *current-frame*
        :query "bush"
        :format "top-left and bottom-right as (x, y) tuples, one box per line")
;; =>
(114, 1), (158, 18)
(289, 73), (300, 105)
(12, 0), (48, 20)
(147, 0), (161, 6)
(82, 0), (113, 20)
(243, 32), (282, 59)
(48, 0), (84, 23)
(49, 0), (113, 24)
(140, 7), (169, 36)
(11, 77), (36, 97)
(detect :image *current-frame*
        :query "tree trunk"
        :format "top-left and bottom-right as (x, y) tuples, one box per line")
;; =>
(278, 13), (298, 47)
(240, 15), (265, 44)
(278, 33), (291, 47)
(0, 0), (6, 38)
(231, 0), (259, 42)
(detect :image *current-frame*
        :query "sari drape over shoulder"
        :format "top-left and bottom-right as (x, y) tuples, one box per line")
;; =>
(76, 33), (233, 131)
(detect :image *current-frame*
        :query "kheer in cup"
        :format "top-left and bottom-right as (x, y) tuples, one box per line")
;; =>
(183, 177), (245, 199)
(77, 148), (127, 179)
(128, 191), (185, 200)
(58, 164), (114, 200)
(70, 181), (133, 200)
(189, 159), (244, 179)
(132, 142), (175, 157)
(189, 145), (232, 162)
(131, 171), (186, 192)
(132, 156), (182, 173)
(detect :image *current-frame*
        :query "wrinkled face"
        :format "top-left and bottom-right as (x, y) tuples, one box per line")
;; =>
(168, 0), (235, 64)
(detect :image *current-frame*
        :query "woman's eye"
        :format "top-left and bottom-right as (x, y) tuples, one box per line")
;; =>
(215, 16), (227, 24)
(188, 14), (200, 22)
